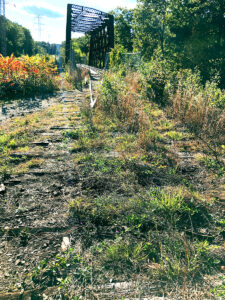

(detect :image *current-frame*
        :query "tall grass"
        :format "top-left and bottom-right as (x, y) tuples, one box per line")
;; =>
(170, 70), (225, 149)
(98, 53), (225, 153)
(98, 71), (153, 149)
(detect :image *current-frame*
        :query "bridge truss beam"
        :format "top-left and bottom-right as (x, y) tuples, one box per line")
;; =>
(66, 4), (114, 69)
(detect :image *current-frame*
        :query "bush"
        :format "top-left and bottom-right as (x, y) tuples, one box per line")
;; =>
(0, 54), (60, 99)
(98, 71), (151, 135)
(109, 44), (126, 70)
(139, 48), (173, 106)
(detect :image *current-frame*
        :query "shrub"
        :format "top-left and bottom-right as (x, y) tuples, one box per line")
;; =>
(109, 44), (126, 69)
(98, 71), (152, 139)
(0, 54), (60, 99)
(139, 48), (173, 106)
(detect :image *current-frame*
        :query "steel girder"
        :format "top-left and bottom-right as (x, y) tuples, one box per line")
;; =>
(66, 4), (114, 68)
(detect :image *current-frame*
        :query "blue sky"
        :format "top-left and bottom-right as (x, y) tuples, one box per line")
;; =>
(6, 0), (137, 44)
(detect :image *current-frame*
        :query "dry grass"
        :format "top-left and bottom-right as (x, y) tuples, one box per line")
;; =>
(98, 72), (154, 151)
(170, 80), (225, 155)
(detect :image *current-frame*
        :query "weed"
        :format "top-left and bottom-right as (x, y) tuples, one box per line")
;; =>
(27, 158), (44, 169)
(31, 248), (90, 288)
(164, 131), (186, 141)
(200, 156), (225, 177)
(211, 276), (225, 298)
(103, 239), (149, 267)
(63, 129), (80, 140)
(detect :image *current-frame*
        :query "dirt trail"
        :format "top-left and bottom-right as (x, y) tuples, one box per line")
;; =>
(0, 89), (89, 295)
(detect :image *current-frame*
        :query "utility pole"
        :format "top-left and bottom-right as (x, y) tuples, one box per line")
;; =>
(0, 0), (7, 56)
(0, 0), (6, 16)
(35, 15), (44, 41)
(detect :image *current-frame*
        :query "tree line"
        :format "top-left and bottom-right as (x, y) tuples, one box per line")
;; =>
(0, 16), (59, 57)
(112, 0), (225, 87)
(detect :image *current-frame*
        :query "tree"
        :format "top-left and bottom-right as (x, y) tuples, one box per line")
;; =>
(72, 35), (90, 64)
(23, 28), (34, 56)
(111, 8), (134, 52)
(133, 0), (171, 58)
(168, 0), (225, 82)
(133, 0), (225, 86)
(0, 17), (36, 57)
(0, 16), (7, 56)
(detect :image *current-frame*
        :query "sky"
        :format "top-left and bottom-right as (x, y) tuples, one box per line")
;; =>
(5, 0), (137, 44)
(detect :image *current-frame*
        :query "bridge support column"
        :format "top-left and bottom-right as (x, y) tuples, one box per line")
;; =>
(65, 4), (72, 64)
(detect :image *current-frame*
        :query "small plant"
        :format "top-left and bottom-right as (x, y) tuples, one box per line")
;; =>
(27, 158), (44, 169)
(31, 248), (90, 288)
(200, 156), (225, 177)
(211, 276), (225, 298)
(102, 238), (158, 269)
(165, 131), (186, 141)
(63, 129), (80, 140)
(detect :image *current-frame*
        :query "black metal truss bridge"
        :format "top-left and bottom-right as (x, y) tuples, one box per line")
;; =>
(66, 4), (114, 69)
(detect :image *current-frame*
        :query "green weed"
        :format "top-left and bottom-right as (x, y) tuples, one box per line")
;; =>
(165, 131), (186, 141)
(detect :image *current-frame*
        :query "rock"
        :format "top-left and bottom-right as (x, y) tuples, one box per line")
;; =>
(0, 184), (6, 193)
(61, 236), (71, 252)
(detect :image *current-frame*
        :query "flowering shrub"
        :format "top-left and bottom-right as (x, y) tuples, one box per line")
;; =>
(0, 54), (60, 99)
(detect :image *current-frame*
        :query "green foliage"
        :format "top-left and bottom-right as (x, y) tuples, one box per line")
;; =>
(0, 16), (58, 58)
(103, 239), (154, 266)
(168, 68), (225, 146)
(109, 45), (127, 69)
(99, 72), (124, 112)
(0, 16), (34, 57)
(31, 248), (91, 288)
(133, 0), (171, 58)
(34, 41), (59, 55)
(60, 36), (90, 67)
(139, 48), (173, 105)
(111, 8), (134, 52)
(133, 0), (225, 87)
(73, 35), (90, 58)
(63, 129), (80, 140)
(159, 236), (219, 281)
(211, 276), (225, 297)
(172, 69), (225, 110)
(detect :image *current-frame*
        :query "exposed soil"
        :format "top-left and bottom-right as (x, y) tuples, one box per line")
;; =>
(0, 89), (90, 297)
(0, 93), (62, 124)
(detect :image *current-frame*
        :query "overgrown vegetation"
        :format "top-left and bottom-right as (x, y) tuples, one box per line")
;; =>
(21, 62), (224, 297)
(0, 16), (59, 57)
(111, 0), (225, 88)
(0, 54), (60, 99)
(0, 1), (225, 298)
